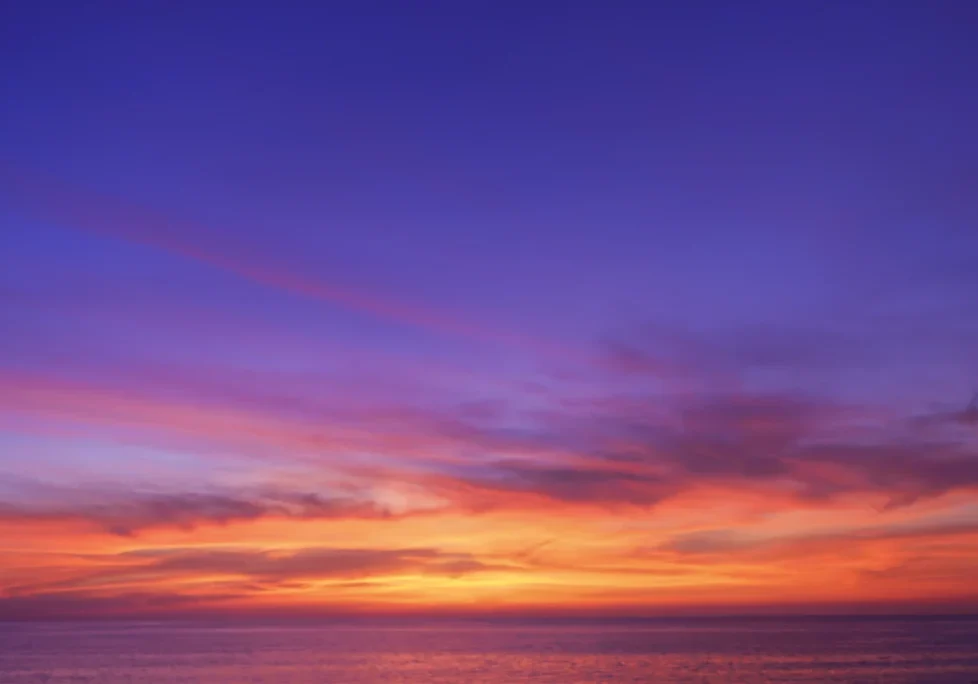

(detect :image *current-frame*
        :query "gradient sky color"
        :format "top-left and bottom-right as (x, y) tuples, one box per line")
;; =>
(2, 1), (978, 619)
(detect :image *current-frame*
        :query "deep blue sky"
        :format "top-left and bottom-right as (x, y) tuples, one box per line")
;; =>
(2, 0), (977, 473)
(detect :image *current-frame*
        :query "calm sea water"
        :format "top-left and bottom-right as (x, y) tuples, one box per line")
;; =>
(1, 618), (977, 683)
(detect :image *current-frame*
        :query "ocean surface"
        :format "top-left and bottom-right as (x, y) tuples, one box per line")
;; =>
(1, 617), (977, 683)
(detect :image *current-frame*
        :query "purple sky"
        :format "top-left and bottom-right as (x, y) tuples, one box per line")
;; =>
(5, 2), (977, 399)
(1, 1), (978, 617)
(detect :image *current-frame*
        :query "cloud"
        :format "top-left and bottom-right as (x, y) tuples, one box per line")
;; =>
(0, 368), (572, 474)
(0, 165), (591, 365)
(119, 546), (484, 580)
(433, 388), (978, 510)
(912, 394), (978, 430)
(1, 545), (500, 616)
(602, 323), (872, 386)
(4, 322), (977, 525)
(0, 369), (476, 471)
(0, 485), (401, 536)
(8, 369), (976, 519)
(450, 460), (679, 507)
(659, 515), (978, 558)
(0, 590), (241, 620)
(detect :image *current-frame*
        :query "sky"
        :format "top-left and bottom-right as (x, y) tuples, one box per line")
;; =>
(1, 0), (978, 619)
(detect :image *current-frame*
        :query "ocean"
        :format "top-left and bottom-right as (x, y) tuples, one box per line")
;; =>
(1, 617), (976, 683)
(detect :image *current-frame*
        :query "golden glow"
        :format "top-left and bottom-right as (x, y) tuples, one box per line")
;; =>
(3, 484), (977, 617)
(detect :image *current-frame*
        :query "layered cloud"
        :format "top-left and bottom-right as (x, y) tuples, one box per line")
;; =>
(2, 174), (978, 618)
(0, 543), (509, 619)
(4, 350), (978, 525)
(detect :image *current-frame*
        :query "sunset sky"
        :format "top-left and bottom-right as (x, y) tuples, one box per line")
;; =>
(2, 1), (978, 619)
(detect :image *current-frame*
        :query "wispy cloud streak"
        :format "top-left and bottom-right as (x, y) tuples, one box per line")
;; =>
(0, 165), (600, 368)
